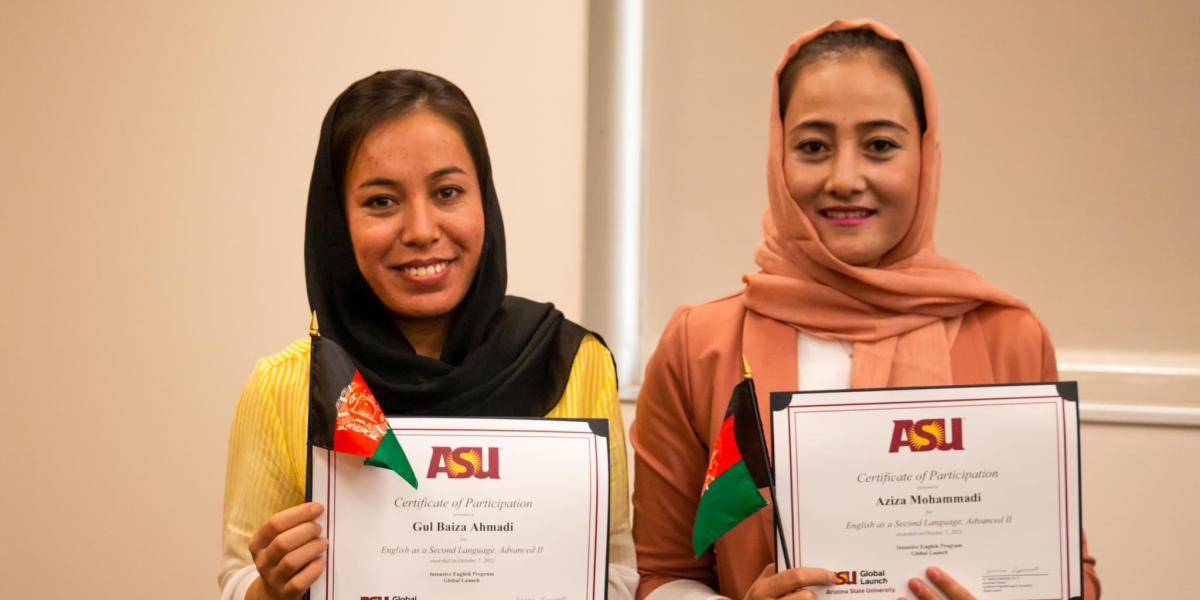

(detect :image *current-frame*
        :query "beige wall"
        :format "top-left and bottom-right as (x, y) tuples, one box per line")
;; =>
(3, 1), (1197, 598)
(0, 1), (586, 597)
(1080, 422), (1200, 596)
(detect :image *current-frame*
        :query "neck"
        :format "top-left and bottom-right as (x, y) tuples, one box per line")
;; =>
(396, 313), (452, 359)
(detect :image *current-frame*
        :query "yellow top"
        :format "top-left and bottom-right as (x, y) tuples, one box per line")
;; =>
(219, 334), (633, 595)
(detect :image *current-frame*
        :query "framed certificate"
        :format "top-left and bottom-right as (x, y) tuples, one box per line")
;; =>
(771, 383), (1083, 600)
(306, 417), (610, 600)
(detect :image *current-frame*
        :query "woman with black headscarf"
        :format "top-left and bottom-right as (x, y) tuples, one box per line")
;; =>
(219, 71), (635, 600)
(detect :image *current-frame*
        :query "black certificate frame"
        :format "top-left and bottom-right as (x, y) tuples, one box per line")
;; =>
(769, 381), (1082, 600)
(304, 416), (612, 600)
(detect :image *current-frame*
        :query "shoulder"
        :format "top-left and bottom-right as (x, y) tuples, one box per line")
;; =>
(229, 338), (312, 456)
(255, 338), (311, 370)
(672, 292), (747, 329)
(654, 292), (747, 362)
(551, 333), (618, 419)
(970, 304), (1048, 339)
(638, 293), (748, 426)
(962, 304), (1056, 382)
(569, 333), (616, 379)
(239, 338), (311, 408)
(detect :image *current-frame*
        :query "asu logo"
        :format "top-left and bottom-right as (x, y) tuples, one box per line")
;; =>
(888, 418), (964, 453)
(427, 447), (501, 479)
(834, 570), (858, 585)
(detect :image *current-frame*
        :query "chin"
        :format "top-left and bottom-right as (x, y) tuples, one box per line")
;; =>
(394, 306), (457, 321)
(383, 296), (459, 322)
(830, 247), (883, 268)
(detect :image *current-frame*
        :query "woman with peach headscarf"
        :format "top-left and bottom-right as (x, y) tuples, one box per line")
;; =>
(630, 19), (1100, 600)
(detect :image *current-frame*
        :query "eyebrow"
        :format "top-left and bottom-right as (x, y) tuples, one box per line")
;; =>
(356, 165), (468, 189)
(429, 165), (468, 180)
(860, 119), (909, 133)
(789, 119), (910, 135)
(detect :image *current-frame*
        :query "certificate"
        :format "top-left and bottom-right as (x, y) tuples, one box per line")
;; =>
(307, 417), (610, 600)
(771, 383), (1083, 599)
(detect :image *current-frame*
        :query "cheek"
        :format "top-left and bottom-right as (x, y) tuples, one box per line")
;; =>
(782, 156), (823, 213)
(347, 218), (393, 264)
(449, 202), (487, 267)
(872, 158), (921, 219)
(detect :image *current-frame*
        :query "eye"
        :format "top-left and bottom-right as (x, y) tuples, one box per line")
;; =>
(364, 195), (396, 209)
(865, 138), (900, 156)
(435, 186), (464, 201)
(795, 139), (829, 157)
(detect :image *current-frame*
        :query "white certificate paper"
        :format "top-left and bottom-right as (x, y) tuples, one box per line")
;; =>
(771, 383), (1082, 600)
(307, 417), (610, 600)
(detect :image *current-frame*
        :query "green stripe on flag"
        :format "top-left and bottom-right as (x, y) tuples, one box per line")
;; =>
(692, 460), (767, 557)
(364, 429), (419, 490)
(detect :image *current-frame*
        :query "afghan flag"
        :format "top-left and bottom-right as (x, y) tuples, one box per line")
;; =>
(309, 331), (418, 489)
(691, 374), (773, 557)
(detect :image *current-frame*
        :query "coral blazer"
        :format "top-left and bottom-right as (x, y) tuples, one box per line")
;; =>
(631, 294), (1100, 599)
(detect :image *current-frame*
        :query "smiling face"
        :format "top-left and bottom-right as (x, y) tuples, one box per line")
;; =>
(342, 108), (485, 326)
(781, 52), (922, 267)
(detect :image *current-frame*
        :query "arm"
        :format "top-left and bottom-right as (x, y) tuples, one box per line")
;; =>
(631, 307), (722, 597)
(220, 352), (311, 599)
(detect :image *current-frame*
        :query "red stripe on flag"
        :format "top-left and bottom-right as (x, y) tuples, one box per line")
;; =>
(702, 415), (744, 490)
(332, 428), (378, 457)
(332, 371), (388, 458)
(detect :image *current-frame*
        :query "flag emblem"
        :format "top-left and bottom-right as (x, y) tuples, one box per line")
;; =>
(309, 329), (419, 489)
(333, 372), (389, 455)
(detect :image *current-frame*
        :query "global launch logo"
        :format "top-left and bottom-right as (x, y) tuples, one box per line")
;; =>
(888, 418), (964, 453)
(426, 447), (501, 479)
(832, 569), (889, 585)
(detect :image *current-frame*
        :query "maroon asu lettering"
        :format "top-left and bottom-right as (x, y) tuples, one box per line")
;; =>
(888, 418), (964, 453)
(426, 447), (501, 479)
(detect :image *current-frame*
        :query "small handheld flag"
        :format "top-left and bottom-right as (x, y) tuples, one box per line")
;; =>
(691, 358), (792, 567)
(309, 312), (418, 489)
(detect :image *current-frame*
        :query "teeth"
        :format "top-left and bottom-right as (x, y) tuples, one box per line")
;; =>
(826, 210), (871, 219)
(404, 262), (448, 277)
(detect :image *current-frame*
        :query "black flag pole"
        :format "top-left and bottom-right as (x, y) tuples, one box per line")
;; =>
(742, 357), (793, 571)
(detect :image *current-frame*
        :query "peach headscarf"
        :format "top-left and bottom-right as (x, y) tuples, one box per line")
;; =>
(742, 19), (1025, 388)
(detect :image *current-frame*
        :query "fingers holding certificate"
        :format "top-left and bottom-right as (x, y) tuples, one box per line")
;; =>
(771, 383), (1083, 600)
(309, 417), (610, 600)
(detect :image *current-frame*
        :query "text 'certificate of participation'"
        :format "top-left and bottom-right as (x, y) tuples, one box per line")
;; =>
(308, 417), (610, 600)
(771, 383), (1083, 600)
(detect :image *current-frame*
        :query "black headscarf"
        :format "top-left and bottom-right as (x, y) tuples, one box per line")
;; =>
(304, 70), (590, 417)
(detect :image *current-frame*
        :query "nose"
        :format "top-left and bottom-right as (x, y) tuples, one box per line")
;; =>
(824, 147), (866, 198)
(400, 197), (440, 247)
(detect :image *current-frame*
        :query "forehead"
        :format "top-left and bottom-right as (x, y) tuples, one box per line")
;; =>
(350, 109), (474, 176)
(784, 55), (917, 127)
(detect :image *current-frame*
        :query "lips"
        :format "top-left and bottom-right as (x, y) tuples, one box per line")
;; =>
(393, 257), (456, 281)
(819, 206), (876, 225)
(401, 261), (448, 277)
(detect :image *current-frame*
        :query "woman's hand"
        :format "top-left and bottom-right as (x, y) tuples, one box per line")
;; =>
(743, 562), (836, 600)
(246, 502), (328, 600)
(901, 566), (975, 600)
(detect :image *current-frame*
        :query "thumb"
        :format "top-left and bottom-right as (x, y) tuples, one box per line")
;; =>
(759, 562), (776, 578)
